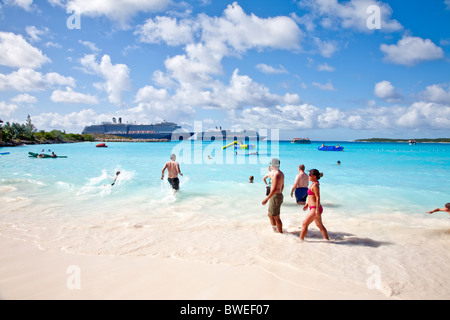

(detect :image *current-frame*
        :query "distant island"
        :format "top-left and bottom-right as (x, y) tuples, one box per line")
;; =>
(355, 138), (450, 143)
(0, 116), (169, 147)
(0, 116), (95, 147)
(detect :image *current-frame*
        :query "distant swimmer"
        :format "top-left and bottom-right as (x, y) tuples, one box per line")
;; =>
(426, 203), (450, 215)
(111, 171), (120, 186)
(161, 154), (183, 192)
(262, 158), (284, 233)
(291, 164), (308, 205)
(249, 176), (254, 183)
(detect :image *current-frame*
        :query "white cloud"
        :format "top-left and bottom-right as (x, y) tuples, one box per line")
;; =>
(223, 69), (290, 108)
(132, 68), (301, 126)
(374, 80), (402, 102)
(380, 36), (444, 66)
(298, 0), (403, 32)
(79, 40), (101, 53)
(313, 37), (339, 58)
(45, 42), (62, 48)
(11, 93), (37, 104)
(136, 16), (196, 46)
(25, 26), (48, 42)
(0, 101), (19, 117)
(80, 54), (131, 107)
(0, 68), (75, 92)
(256, 64), (288, 74)
(312, 81), (336, 91)
(318, 107), (347, 128)
(229, 99), (450, 132)
(317, 63), (335, 72)
(51, 87), (99, 104)
(200, 2), (302, 53)
(0, 32), (50, 69)
(66, 0), (171, 28)
(163, 43), (224, 87)
(135, 85), (169, 103)
(32, 109), (100, 132)
(395, 102), (450, 129)
(141, 3), (302, 95)
(4, 0), (34, 11)
(419, 84), (450, 104)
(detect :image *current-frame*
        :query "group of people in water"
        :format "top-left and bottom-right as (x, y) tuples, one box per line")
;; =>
(157, 153), (448, 241)
(261, 159), (329, 240)
(159, 153), (329, 240)
(37, 149), (57, 158)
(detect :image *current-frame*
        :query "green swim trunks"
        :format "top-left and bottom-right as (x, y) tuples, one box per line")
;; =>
(268, 193), (283, 216)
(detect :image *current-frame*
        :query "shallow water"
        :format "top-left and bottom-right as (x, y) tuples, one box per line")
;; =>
(1, 141), (449, 298)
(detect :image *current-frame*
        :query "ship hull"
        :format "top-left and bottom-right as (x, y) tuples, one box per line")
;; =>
(82, 122), (192, 140)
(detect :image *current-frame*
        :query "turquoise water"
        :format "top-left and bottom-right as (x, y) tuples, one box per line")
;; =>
(1, 140), (449, 298)
(1, 140), (448, 215)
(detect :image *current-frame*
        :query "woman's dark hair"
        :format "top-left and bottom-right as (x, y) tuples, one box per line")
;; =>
(309, 169), (324, 180)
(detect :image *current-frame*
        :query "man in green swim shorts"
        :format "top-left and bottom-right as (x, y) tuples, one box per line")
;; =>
(262, 158), (284, 233)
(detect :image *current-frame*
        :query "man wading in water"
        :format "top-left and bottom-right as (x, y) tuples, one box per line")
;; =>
(161, 154), (183, 193)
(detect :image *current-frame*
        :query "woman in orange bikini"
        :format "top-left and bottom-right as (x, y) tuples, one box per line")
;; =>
(300, 169), (329, 241)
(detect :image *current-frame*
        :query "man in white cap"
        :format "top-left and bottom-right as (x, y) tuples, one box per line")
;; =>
(161, 153), (183, 192)
(262, 158), (284, 233)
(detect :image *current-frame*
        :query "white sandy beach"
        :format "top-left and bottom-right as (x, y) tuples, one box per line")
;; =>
(1, 236), (390, 300)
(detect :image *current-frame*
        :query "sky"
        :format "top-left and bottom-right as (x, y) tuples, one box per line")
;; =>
(0, 0), (449, 140)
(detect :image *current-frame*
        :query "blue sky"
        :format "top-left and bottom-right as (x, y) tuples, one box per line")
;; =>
(0, 0), (449, 140)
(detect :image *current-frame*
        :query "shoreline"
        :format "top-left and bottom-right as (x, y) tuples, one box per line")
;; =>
(0, 139), (170, 147)
(0, 237), (388, 300)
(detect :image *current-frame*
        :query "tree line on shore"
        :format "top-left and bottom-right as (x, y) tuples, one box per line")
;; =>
(0, 115), (95, 146)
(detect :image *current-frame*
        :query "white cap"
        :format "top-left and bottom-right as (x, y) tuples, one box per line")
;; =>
(271, 158), (280, 167)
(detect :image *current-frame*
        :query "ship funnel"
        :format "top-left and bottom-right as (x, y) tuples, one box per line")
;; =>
(112, 117), (116, 123)
(119, 117), (122, 124)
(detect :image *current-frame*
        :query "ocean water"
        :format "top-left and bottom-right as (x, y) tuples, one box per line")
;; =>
(1, 140), (449, 298)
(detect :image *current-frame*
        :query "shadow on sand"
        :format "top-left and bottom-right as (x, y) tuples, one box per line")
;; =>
(287, 229), (392, 248)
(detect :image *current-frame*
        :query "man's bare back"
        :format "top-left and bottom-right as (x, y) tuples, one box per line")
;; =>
(270, 169), (284, 194)
(162, 160), (181, 178)
(161, 154), (182, 179)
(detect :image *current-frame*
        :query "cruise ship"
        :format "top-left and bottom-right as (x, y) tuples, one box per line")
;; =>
(82, 118), (267, 141)
(82, 118), (192, 140)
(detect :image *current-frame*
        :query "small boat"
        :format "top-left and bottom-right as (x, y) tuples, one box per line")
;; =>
(0, 152), (10, 155)
(28, 152), (67, 158)
(96, 143), (108, 147)
(235, 143), (256, 150)
(318, 145), (344, 151)
(409, 140), (416, 145)
(291, 138), (311, 144)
